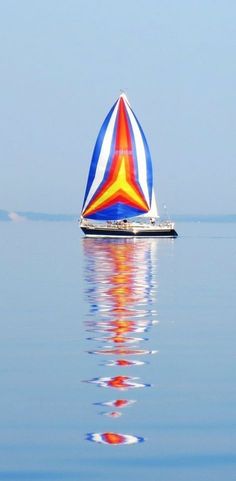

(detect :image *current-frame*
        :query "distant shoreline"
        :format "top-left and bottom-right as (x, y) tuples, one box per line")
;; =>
(1, 210), (236, 223)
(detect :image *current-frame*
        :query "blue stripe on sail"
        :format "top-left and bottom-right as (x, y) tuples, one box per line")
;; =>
(86, 203), (147, 221)
(82, 100), (118, 210)
(98, 112), (118, 184)
(82, 113), (118, 213)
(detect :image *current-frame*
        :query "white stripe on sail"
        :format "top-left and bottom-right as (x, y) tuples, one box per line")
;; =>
(125, 101), (150, 208)
(83, 101), (119, 212)
(120, 92), (131, 108)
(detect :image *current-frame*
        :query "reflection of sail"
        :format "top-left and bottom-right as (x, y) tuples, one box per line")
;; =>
(84, 238), (158, 317)
(87, 432), (144, 445)
(94, 399), (136, 408)
(83, 238), (159, 445)
(86, 375), (151, 389)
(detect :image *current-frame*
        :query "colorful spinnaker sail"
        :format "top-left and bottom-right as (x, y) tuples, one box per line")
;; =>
(82, 94), (157, 221)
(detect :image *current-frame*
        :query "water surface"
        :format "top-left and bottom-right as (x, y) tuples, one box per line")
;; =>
(0, 221), (235, 480)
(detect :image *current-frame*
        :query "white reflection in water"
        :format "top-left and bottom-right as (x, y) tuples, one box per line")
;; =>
(88, 347), (158, 355)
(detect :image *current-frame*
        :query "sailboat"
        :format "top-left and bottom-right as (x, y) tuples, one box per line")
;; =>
(80, 94), (178, 238)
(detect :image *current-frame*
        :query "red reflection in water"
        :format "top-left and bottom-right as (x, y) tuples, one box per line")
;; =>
(108, 375), (129, 388)
(116, 359), (141, 366)
(87, 432), (144, 445)
(113, 399), (135, 408)
(94, 399), (136, 408)
(87, 375), (150, 389)
(104, 411), (122, 418)
(102, 358), (145, 367)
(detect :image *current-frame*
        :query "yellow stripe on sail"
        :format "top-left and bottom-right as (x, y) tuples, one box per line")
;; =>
(84, 157), (148, 217)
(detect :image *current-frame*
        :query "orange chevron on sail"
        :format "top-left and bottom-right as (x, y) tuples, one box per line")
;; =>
(83, 156), (149, 217)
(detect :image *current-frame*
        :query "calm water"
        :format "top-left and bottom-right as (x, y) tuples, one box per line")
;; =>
(0, 221), (235, 480)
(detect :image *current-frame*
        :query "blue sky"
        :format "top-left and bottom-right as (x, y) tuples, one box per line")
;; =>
(0, 0), (235, 215)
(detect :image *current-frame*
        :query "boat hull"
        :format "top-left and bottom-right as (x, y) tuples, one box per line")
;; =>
(80, 226), (178, 238)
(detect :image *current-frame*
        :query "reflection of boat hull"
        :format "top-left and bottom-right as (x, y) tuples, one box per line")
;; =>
(81, 223), (178, 238)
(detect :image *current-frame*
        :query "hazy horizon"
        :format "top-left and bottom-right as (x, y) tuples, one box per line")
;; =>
(1, 208), (236, 222)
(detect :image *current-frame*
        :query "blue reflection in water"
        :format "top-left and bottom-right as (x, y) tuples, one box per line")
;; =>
(83, 238), (159, 445)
